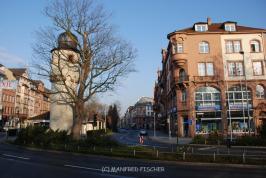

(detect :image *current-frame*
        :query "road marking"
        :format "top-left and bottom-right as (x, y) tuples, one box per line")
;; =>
(198, 146), (216, 151)
(0, 156), (14, 161)
(2, 154), (30, 160)
(64, 164), (102, 172)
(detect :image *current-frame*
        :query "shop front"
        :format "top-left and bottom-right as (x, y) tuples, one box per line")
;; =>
(195, 87), (222, 134)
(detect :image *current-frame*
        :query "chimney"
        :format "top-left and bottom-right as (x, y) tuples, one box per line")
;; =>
(207, 17), (212, 25)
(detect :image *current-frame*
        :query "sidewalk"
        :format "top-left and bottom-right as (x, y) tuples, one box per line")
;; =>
(149, 136), (192, 145)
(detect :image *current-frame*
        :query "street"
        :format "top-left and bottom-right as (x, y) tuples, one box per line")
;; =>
(0, 138), (266, 178)
(112, 129), (180, 152)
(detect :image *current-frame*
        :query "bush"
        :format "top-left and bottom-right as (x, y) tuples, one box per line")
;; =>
(192, 135), (205, 144)
(258, 122), (266, 138)
(235, 135), (266, 146)
(207, 131), (223, 145)
(15, 125), (119, 148)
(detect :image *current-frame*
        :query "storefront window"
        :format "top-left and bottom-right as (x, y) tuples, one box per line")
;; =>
(195, 87), (222, 134)
(226, 85), (253, 133)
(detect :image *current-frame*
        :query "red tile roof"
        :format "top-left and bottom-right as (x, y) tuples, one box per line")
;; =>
(167, 22), (266, 38)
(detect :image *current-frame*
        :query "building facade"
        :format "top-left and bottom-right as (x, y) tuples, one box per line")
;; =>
(0, 65), (50, 129)
(154, 18), (266, 138)
(125, 97), (154, 129)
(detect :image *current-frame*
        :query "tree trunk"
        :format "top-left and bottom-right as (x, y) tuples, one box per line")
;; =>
(71, 101), (85, 140)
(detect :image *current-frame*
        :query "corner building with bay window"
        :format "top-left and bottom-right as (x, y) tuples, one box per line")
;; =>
(154, 18), (266, 137)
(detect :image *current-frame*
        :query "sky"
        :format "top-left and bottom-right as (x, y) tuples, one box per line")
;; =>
(0, 0), (266, 115)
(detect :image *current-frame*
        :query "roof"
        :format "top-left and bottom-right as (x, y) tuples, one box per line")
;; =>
(136, 97), (153, 105)
(8, 68), (27, 77)
(167, 22), (266, 38)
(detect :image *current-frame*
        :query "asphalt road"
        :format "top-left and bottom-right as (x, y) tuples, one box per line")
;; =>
(112, 129), (177, 152)
(0, 142), (266, 178)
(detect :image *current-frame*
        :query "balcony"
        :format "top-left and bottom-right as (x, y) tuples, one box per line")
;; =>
(171, 53), (187, 67)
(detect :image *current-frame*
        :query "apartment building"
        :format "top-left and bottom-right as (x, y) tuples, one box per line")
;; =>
(0, 66), (51, 128)
(125, 97), (154, 129)
(154, 18), (266, 137)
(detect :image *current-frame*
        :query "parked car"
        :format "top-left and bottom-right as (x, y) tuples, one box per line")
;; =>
(139, 129), (148, 136)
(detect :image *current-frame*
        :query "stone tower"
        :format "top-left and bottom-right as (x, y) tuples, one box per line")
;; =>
(50, 32), (79, 132)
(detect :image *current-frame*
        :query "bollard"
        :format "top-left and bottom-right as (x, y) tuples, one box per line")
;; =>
(78, 146), (80, 151)
(133, 149), (136, 157)
(213, 152), (216, 162)
(110, 148), (113, 153)
(183, 152), (186, 160)
(156, 150), (159, 158)
(242, 152), (246, 164)
(93, 146), (96, 151)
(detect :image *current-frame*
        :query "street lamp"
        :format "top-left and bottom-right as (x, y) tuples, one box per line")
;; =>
(16, 107), (20, 130)
(239, 51), (251, 135)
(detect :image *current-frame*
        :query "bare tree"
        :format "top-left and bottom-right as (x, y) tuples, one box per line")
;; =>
(32, 0), (136, 140)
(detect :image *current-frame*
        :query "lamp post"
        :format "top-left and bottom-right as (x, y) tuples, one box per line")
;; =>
(239, 51), (251, 135)
(104, 106), (107, 133)
(16, 107), (20, 130)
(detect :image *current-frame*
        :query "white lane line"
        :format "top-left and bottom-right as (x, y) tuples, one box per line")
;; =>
(64, 164), (102, 172)
(0, 157), (14, 161)
(2, 154), (30, 160)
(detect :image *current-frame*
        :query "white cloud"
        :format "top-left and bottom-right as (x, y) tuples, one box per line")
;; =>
(0, 47), (25, 66)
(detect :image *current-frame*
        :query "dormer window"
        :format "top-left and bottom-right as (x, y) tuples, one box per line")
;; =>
(195, 24), (208, 32)
(224, 23), (236, 31)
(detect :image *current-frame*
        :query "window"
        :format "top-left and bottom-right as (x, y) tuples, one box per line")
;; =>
(225, 40), (241, 53)
(198, 62), (214, 76)
(198, 63), (205, 76)
(173, 43), (183, 54)
(253, 61), (263, 76)
(256, 85), (265, 99)
(195, 24), (208, 32)
(181, 90), (186, 102)
(195, 87), (221, 108)
(206, 63), (214, 76)
(179, 69), (187, 82)
(199, 41), (209, 53)
(227, 62), (244, 76)
(226, 85), (251, 106)
(250, 40), (260, 53)
(224, 24), (236, 31)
